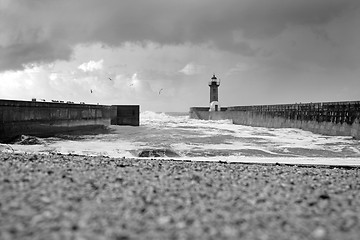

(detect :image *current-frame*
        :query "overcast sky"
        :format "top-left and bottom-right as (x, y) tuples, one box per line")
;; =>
(1, 0), (359, 112)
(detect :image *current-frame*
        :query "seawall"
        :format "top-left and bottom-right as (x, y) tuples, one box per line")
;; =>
(111, 105), (140, 126)
(0, 99), (139, 143)
(190, 101), (360, 139)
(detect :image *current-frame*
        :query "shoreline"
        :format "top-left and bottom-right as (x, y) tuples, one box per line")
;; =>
(2, 144), (360, 168)
(1, 152), (360, 239)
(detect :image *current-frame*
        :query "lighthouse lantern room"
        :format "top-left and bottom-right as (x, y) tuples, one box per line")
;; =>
(208, 74), (221, 111)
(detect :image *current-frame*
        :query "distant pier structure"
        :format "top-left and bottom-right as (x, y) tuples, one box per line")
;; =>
(209, 74), (221, 111)
(190, 74), (360, 139)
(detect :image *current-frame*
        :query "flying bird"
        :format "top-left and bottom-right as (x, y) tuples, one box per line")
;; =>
(159, 88), (163, 95)
(90, 89), (93, 93)
(108, 77), (112, 81)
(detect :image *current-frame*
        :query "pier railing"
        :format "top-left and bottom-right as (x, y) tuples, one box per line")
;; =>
(227, 101), (360, 125)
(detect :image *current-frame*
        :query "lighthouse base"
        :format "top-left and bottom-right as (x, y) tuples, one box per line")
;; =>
(209, 101), (221, 112)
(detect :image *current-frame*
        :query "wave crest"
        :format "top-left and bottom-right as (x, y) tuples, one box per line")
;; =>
(140, 111), (189, 126)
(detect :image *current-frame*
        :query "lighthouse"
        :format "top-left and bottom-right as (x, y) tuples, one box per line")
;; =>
(208, 74), (220, 111)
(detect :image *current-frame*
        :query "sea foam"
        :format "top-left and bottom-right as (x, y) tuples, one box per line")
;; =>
(2, 111), (360, 165)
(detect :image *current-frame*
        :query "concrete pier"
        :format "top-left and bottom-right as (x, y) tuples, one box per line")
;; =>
(0, 99), (139, 143)
(111, 105), (140, 126)
(190, 101), (360, 139)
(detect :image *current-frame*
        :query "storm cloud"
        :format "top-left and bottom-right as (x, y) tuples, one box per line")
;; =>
(1, 0), (358, 71)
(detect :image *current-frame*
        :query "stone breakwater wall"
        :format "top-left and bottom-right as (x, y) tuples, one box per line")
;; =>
(190, 101), (360, 139)
(0, 99), (139, 143)
(110, 105), (140, 126)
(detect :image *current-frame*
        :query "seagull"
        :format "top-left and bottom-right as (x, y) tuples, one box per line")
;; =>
(90, 89), (93, 93)
(159, 88), (163, 95)
(108, 77), (112, 81)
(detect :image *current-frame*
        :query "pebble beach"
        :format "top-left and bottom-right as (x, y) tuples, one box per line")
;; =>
(1, 152), (360, 240)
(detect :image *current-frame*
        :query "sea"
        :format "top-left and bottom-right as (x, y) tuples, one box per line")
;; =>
(2, 111), (360, 166)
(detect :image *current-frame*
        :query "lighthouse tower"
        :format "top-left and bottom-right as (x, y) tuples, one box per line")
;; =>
(208, 74), (220, 111)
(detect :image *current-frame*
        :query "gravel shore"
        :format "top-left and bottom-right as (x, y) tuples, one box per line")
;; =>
(1, 152), (360, 240)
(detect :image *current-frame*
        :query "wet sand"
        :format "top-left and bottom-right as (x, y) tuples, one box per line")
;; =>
(1, 152), (360, 240)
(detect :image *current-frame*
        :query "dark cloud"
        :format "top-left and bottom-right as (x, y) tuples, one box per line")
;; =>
(0, 0), (358, 71)
(235, 0), (359, 39)
(1, 41), (72, 70)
